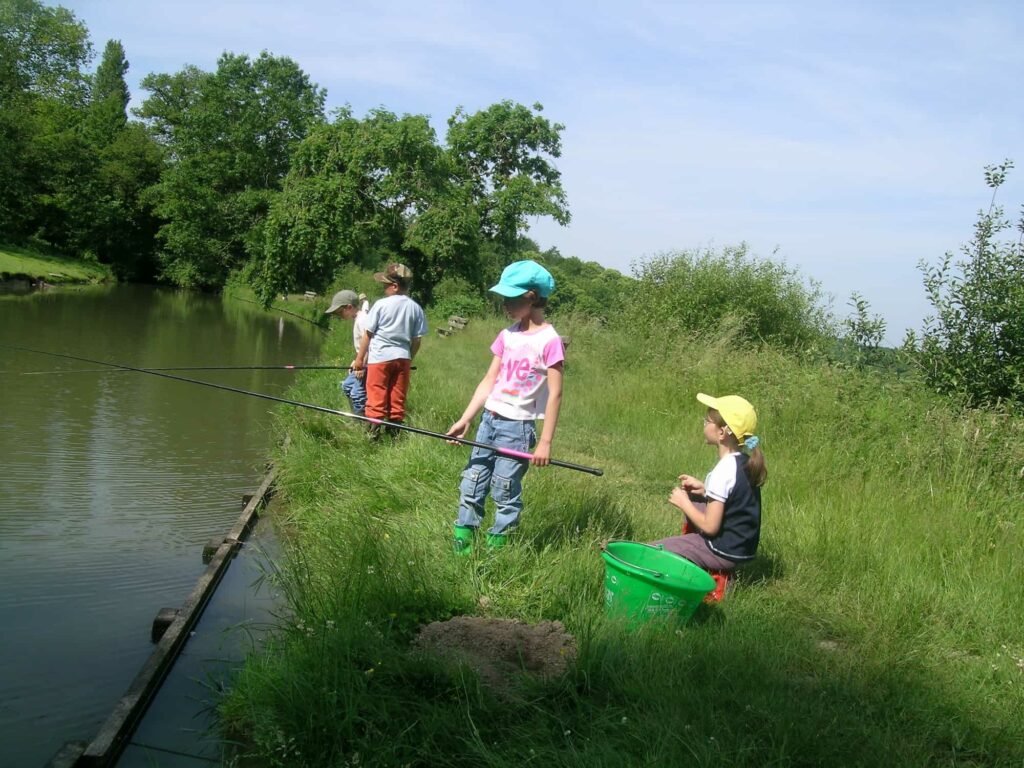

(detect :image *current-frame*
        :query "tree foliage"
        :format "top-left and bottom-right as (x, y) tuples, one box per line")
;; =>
(84, 38), (128, 145)
(138, 52), (325, 288)
(447, 101), (569, 256)
(0, 0), (92, 241)
(908, 160), (1024, 407)
(539, 247), (632, 322)
(0, 4), (161, 277)
(0, 0), (91, 103)
(251, 108), (456, 303)
(249, 101), (570, 306)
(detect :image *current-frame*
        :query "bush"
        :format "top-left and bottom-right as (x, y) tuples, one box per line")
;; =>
(831, 292), (889, 369)
(620, 244), (833, 351)
(429, 275), (489, 319)
(908, 160), (1024, 408)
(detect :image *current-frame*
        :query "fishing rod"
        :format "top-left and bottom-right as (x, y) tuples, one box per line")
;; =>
(12, 364), (416, 375)
(0, 343), (602, 477)
(224, 292), (329, 332)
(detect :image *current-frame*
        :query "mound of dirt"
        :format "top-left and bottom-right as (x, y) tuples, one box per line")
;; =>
(414, 616), (576, 691)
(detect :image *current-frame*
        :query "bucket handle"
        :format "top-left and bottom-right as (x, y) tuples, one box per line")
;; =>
(603, 549), (665, 579)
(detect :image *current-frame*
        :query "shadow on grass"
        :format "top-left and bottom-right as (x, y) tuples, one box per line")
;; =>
(738, 552), (783, 586)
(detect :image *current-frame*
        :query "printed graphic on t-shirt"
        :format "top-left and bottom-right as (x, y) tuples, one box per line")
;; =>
(497, 346), (546, 398)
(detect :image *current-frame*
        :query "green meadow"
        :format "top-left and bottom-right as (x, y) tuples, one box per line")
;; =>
(0, 243), (111, 284)
(220, 310), (1024, 767)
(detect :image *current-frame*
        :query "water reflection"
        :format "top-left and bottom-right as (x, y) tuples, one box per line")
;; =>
(0, 284), (322, 765)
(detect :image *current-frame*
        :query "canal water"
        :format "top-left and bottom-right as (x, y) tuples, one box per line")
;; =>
(0, 285), (322, 766)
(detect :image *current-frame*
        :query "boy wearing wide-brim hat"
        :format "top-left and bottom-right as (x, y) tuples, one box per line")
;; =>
(353, 264), (428, 435)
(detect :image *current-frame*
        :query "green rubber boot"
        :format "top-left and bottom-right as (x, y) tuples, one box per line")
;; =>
(453, 525), (475, 555)
(485, 532), (508, 550)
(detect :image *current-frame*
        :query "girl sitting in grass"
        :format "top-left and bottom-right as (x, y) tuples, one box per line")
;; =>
(651, 393), (767, 572)
(445, 260), (565, 554)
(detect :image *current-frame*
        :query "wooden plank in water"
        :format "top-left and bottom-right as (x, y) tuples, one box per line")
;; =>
(72, 468), (277, 767)
(45, 741), (86, 768)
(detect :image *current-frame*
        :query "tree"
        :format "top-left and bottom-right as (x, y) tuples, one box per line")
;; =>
(446, 101), (569, 258)
(909, 160), (1024, 407)
(251, 108), (476, 305)
(0, 0), (91, 103)
(138, 52), (325, 288)
(84, 38), (128, 145)
(0, 0), (92, 242)
(249, 101), (573, 306)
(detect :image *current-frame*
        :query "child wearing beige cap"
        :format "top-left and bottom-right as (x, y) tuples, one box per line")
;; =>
(352, 264), (427, 433)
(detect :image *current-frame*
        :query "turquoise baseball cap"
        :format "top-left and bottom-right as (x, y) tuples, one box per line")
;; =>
(489, 260), (556, 298)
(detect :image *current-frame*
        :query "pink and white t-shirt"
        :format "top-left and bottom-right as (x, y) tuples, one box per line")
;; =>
(485, 323), (565, 420)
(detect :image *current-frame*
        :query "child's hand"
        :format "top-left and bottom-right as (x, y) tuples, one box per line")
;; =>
(446, 419), (470, 444)
(669, 487), (690, 510)
(678, 474), (704, 494)
(531, 439), (551, 466)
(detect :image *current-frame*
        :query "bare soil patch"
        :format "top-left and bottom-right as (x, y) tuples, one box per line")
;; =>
(414, 616), (576, 692)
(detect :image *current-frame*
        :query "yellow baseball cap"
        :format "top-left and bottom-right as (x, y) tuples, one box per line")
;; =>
(697, 393), (757, 439)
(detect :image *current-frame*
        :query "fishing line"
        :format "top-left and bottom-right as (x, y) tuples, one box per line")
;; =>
(0, 343), (602, 476)
(11, 364), (416, 375)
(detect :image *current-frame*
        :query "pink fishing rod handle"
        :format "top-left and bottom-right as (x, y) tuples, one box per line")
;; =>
(496, 447), (534, 461)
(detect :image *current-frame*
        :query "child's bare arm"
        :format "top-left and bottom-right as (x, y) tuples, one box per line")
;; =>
(353, 331), (371, 379)
(669, 488), (725, 535)
(446, 356), (501, 440)
(532, 361), (563, 466)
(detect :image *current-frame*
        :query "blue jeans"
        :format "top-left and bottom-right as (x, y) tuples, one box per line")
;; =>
(455, 410), (536, 535)
(341, 370), (367, 415)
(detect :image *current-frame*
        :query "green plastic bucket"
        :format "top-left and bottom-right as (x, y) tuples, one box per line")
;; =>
(601, 541), (717, 622)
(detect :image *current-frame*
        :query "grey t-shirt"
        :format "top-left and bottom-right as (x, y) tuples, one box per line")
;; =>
(365, 294), (428, 363)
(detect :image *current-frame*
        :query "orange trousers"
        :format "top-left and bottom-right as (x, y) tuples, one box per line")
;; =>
(365, 359), (411, 422)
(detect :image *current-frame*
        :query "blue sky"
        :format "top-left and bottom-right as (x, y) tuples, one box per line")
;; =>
(68, 0), (1024, 342)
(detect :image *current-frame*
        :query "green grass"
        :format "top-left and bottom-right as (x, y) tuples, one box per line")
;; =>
(0, 243), (112, 283)
(220, 315), (1024, 767)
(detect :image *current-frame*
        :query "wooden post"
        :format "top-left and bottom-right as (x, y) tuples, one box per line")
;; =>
(151, 608), (179, 643)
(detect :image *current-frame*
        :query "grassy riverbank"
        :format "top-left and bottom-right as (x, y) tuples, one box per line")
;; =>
(0, 243), (112, 284)
(221, 315), (1024, 767)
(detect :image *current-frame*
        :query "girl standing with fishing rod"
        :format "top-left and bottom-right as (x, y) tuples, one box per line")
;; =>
(651, 393), (767, 575)
(446, 260), (564, 553)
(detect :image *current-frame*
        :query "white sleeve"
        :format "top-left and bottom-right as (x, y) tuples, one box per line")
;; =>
(703, 455), (738, 503)
(365, 303), (380, 334)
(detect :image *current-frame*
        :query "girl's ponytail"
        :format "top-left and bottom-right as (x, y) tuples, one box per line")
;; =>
(745, 444), (767, 487)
